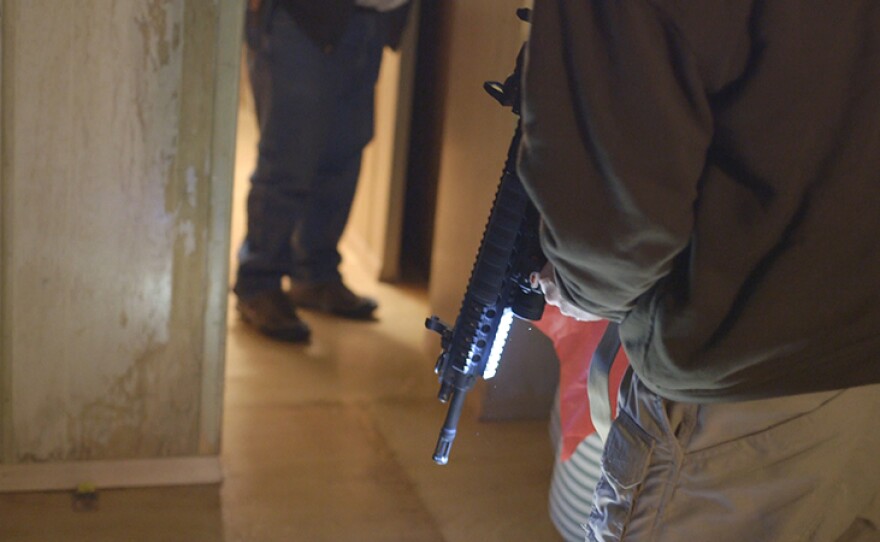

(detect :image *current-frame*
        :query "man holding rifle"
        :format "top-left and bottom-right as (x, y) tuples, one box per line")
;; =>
(519, 0), (880, 540)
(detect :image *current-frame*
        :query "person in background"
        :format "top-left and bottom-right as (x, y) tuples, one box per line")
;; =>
(235, 0), (411, 342)
(519, 0), (880, 540)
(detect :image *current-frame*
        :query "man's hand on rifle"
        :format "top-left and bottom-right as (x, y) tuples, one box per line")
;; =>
(533, 263), (603, 322)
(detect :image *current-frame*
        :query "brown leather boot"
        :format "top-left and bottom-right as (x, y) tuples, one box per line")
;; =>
(236, 290), (311, 342)
(287, 280), (378, 320)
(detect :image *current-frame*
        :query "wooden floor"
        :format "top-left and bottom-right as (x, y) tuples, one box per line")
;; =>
(0, 100), (562, 542)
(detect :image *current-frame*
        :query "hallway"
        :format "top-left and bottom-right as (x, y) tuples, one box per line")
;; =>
(0, 278), (559, 541)
(0, 91), (561, 542)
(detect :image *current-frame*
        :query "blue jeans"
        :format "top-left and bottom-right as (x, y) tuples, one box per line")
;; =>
(234, 6), (384, 297)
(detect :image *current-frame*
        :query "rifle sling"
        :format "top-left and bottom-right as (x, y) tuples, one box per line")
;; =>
(587, 322), (622, 443)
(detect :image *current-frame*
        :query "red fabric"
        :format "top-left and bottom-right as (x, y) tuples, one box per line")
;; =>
(534, 305), (630, 461)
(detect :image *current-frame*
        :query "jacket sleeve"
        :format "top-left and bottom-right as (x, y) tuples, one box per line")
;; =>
(518, 0), (714, 321)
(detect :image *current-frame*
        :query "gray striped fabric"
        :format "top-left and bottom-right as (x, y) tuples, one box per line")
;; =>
(549, 394), (604, 542)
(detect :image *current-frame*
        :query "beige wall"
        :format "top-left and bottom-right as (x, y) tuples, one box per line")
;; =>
(429, 1), (528, 322)
(0, 0), (243, 490)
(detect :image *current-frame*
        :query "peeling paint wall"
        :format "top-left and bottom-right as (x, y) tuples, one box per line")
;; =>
(0, 0), (231, 464)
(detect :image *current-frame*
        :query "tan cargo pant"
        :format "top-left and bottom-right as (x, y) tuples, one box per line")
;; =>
(585, 372), (880, 542)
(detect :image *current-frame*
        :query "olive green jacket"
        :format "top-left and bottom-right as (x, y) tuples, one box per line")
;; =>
(519, 0), (880, 401)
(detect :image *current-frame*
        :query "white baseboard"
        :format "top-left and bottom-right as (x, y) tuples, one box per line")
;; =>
(0, 456), (222, 493)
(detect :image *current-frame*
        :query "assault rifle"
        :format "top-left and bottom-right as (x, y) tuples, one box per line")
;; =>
(425, 9), (545, 465)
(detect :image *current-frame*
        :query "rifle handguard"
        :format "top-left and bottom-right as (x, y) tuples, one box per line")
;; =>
(426, 30), (545, 464)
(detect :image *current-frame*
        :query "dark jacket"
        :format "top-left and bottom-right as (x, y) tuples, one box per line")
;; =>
(518, 0), (880, 402)
(276, 0), (411, 51)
